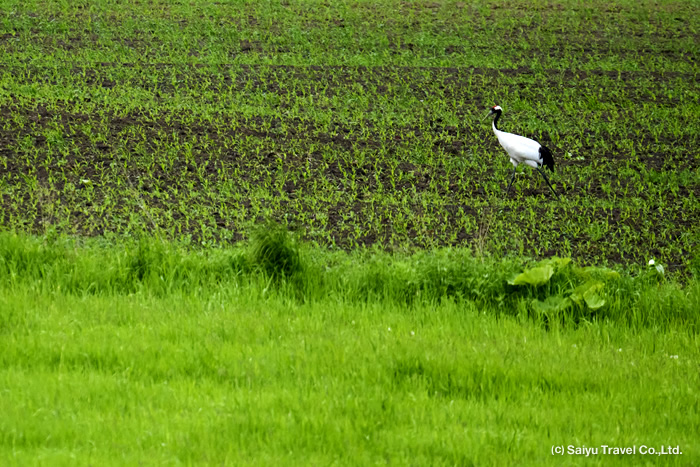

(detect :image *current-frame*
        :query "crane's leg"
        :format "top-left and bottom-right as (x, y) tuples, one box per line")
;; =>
(505, 167), (517, 197)
(536, 167), (560, 200)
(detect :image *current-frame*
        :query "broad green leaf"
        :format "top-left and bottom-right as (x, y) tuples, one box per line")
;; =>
(508, 265), (554, 287)
(532, 295), (572, 313)
(570, 280), (605, 309)
(583, 289), (606, 310)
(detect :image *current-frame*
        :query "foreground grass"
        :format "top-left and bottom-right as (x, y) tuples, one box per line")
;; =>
(1, 232), (698, 465)
(2, 283), (698, 465)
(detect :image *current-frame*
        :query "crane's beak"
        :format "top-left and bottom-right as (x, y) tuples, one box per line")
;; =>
(483, 109), (494, 120)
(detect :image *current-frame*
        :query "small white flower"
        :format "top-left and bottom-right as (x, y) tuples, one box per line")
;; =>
(648, 259), (655, 266)
(670, 355), (678, 359)
(388, 327), (391, 332)
(618, 348), (622, 352)
(410, 331), (415, 336)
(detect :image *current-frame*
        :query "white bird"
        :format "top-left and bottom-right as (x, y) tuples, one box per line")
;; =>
(485, 105), (559, 199)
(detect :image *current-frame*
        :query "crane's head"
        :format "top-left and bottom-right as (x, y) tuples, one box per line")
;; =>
(484, 105), (502, 120)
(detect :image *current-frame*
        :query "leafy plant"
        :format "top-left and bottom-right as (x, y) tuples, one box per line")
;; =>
(507, 258), (610, 322)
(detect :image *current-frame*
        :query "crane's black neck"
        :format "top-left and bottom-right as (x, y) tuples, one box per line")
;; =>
(492, 109), (502, 131)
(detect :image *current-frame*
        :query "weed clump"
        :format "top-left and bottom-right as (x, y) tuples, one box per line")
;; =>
(248, 223), (304, 281)
(0, 232), (66, 281)
(127, 238), (167, 284)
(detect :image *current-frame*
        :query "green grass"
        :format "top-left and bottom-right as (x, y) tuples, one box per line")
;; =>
(0, 0), (699, 463)
(0, 232), (698, 465)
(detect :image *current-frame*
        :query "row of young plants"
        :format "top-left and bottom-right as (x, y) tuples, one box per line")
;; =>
(1, 62), (696, 270)
(1, 0), (696, 70)
(0, 0), (698, 275)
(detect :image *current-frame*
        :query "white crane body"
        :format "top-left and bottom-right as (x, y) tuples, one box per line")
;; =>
(492, 123), (543, 169)
(485, 105), (559, 199)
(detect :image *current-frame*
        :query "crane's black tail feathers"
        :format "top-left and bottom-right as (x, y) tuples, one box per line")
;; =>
(539, 146), (555, 172)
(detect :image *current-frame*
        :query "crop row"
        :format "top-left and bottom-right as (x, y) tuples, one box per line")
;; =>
(0, 0), (698, 274)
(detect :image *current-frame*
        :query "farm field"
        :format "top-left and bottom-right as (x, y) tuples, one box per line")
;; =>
(0, 0), (698, 271)
(0, 0), (699, 464)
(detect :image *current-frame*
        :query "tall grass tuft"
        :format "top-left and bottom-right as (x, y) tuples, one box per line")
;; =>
(0, 232), (65, 282)
(248, 222), (305, 281)
(0, 231), (248, 296)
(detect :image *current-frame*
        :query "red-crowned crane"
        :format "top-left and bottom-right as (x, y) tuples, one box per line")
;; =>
(485, 105), (559, 199)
